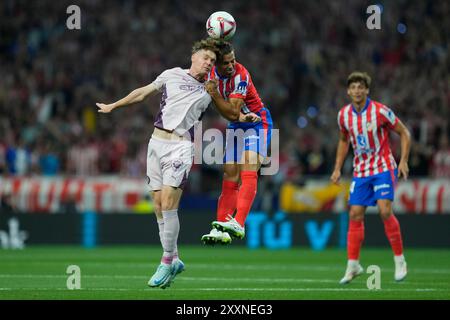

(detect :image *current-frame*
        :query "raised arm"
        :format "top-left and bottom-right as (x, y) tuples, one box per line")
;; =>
(392, 119), (411, 180)
(96, 83), (159, 113)
(330, 131), (350, 185)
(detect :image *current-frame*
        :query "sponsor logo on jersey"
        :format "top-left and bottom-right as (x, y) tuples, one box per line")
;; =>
(179, 84), (205, 92)
(374, 183), (390, 192)
(244, 135), (260, 141)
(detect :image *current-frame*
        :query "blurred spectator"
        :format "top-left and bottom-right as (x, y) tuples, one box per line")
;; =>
(66, 136), (99, 176)
(0, 142), (6, 174)
(6, 140), (32, 175)
(38, 141), (60, 176)
(431, 134), (450, 178)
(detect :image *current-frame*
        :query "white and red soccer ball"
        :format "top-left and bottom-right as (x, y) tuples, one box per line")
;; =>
(206, 11), (236, 40)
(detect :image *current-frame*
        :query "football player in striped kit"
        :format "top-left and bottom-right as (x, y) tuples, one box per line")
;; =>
(330, 72), (411, 284)
(201, 40), (273, 245)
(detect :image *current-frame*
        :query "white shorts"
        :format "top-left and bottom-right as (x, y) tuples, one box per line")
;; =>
(146, 136), (194, 191)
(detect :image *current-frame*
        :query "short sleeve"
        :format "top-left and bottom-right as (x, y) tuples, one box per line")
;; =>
(379, 105), (399, 129)
(151, 69), (171, 91)
(229, 72), (249, 100)
(337, 110), (348, 136)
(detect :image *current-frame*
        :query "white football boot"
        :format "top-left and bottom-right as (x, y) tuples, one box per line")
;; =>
(201, 228), (232, 245)
(339, 260), (364, 284)
(169, 259), (185, 283)
(148, 263), (173, 289)
(211, 215), (245, 239)
(394, 255), (407, 282)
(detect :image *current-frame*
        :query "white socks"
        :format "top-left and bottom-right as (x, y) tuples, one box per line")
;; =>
(347, 259), (360, 267)
(160, 209), (179, 265)
(157, 216), (179, 261)
(394, 254), (405, 263)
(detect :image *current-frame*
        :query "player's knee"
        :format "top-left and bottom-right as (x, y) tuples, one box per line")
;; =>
(223, 171), (239, 182)
(377, 201), (393, 220)
(379, 208), (393, 220)
(154, 204), (162, 215)
(243, 151), (260, 167)
(349, 209), (364, 221)
(160, 195), (178, 211)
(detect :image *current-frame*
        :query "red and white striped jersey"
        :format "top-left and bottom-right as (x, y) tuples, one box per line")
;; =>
(207, 62), (264, 114)
(337, 99), (399, 177)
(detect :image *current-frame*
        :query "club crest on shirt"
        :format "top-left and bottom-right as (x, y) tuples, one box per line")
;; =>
(357, 135), (367, 148)
(172, 159), (183, 170)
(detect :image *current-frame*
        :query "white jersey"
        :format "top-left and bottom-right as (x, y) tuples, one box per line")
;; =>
(152, 67), (212, 137)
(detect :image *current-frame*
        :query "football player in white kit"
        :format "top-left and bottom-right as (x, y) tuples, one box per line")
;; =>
(96, 39), (257, 289)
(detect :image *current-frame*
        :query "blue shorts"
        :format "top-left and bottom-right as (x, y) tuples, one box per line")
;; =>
(348, 169), (397, 207)
(223, 107), (273, 163)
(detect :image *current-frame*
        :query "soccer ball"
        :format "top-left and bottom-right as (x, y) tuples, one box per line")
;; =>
(206, 11), (236, 40)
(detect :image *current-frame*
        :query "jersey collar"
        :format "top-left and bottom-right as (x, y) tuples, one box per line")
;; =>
(352, 98), (371, 114)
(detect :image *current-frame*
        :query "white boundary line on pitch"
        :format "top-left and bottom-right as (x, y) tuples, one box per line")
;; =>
(0, 274), (449, 286)
(1, 262), (449, 274)
(0, 274), (335, 283)
(0, 287), (448, 292)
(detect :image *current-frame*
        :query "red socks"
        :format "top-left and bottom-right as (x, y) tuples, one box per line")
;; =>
(383, 214), (404, 256)
(217, 180), (239, 222)
(346, 214), (403, 260)
(235, 171), (258, 226)
(347, 220), (364, 260)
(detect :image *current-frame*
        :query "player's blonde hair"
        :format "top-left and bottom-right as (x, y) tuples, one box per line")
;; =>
(191, 38), (219, 55)
(347, 72), (371, 88)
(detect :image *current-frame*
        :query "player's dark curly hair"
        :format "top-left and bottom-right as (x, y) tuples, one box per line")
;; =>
(208, 38), (234, 64)
(347, 71), (371, 88)
(191, 38), (219, 55)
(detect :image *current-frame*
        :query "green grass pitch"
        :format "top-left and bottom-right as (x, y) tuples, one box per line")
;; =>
(0, 246), (449, 300)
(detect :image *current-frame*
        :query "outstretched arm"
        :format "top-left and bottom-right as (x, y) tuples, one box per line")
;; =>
(330, 132), (350, 185)
(392, 119), (411, 180)
(96, 83), (159, 113)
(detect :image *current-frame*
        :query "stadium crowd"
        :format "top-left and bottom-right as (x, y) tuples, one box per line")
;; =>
(0, 0), (449, 194)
